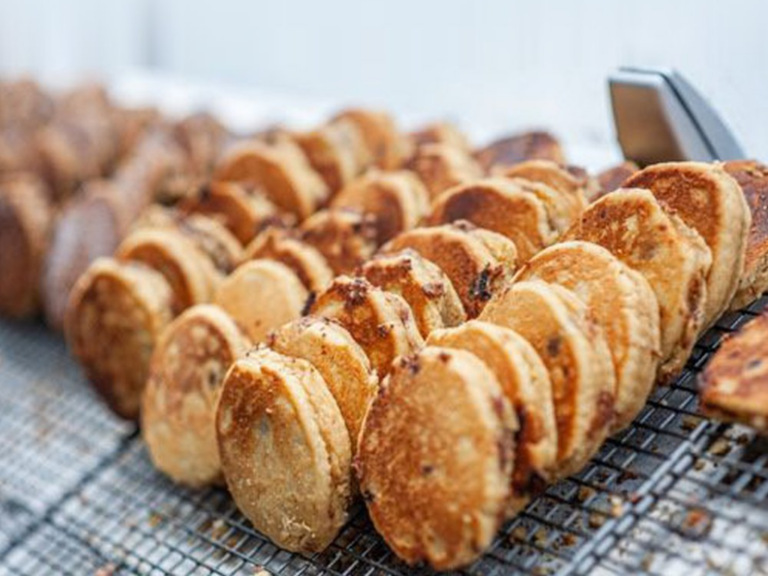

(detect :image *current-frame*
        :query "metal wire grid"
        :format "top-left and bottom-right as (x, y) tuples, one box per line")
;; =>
(0, 321), (132, 549)
(1, 523), (116, 576)
(575, 299), (768, 576)
(0, 297), (767, 575)
(586, 425), (768, 575)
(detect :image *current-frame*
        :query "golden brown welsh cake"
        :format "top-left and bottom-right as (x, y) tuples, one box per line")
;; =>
(596, 161), (639, 197)
(126, 208), (244, 275)
(332, 109), (406, 170)
(176, 214), (244, 275)
(470, 226), (519, 272)
(269, 316), (379, 447)
(700, 311), (768, 432)
(246, 228), (334, 292)
(214, 138), (329, 220)
(214, 259), (309, 343)
(116, 227), (219, 315)
(356, 347), (516, 570)
(407, 143), (482, 200)
(503, 177), (579, 234)
(0, 127), (40, 177)
(36, 122), (111, 202)
(515, 241), (661, 430)
(294, 119), (370, 192)
(332, 170), (429, 245)
(142, 305), (251, 487)
(65, 258), (173, 419)
(127, 207), (243, 271)
(43, 187), (127, 330)
(479, 281), (616, 478)
(128, 204), (178, 233)
(475, 131), (565, 172)
(428, 177), (558, 262)
(500, 159), (586, 214)
(217, 348), (352, 553)
(409, 122), (471, 153)
(564, 188), (711, 383)
(178, 181), (278, 245)
(381, 222), (517, 318)
(625, 162), (751, 326)
(310, 276), (423, 378)
(427, 321), (556, 512)
(361, 249), (467, 337)
(300, 208), (379, 275)
(566, 165), (602, 201)
(0, 174), (52, 318)
(171, 111), (227, 177)
(723, 160), (768, 308)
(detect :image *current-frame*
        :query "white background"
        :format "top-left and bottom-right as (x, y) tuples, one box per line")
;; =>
(1, 0), (767, 166)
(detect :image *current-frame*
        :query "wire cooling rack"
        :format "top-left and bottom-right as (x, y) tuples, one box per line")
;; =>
(1, 297), (767, 576)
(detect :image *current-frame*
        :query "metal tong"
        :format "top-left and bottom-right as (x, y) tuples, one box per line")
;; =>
(609, 66), (746, 165)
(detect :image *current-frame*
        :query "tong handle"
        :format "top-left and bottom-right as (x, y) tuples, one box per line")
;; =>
(609, 67), (746, 166)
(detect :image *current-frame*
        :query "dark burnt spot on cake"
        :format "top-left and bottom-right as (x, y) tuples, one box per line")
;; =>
(527, 472), (548, 497)
(301, 291), (316, 316)
(361, 488), (376, 503)
(339, 278), (369, 308)
(394, 253), (414, 272)
(198, 183), (211, 202)
(589, 391), (615, 439)
(491, 396), (506, 420)
(546, 335), (562, 358)
(452, 219), (476, 233)
(421, 282), (445, 299)
(469, 265), (493, 302)
(376, 323), (392, 339)
(399, 354), (421, 375)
